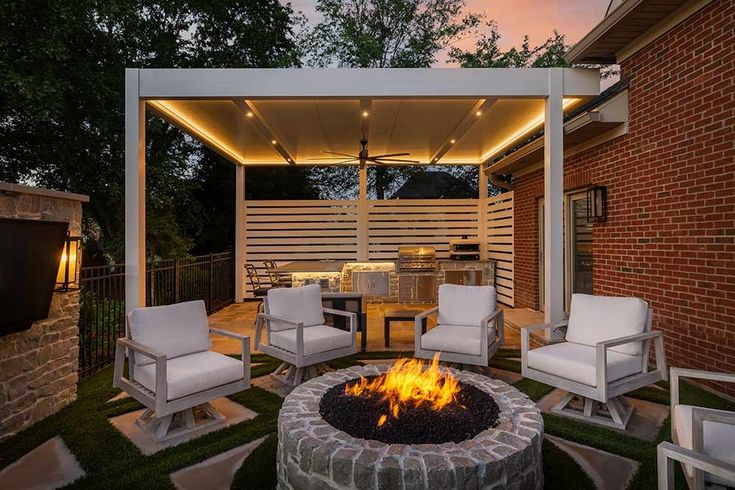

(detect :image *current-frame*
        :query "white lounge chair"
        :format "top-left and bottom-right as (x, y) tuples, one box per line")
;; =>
(113, 300), (250, 442)
(657, 368), (735, 489)
(522, 293), (667, 429)
(414, 284), (504, 368)
(255, 284), (357, 386)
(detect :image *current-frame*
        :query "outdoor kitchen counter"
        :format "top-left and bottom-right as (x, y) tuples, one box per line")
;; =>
(271, 261), (346, 273)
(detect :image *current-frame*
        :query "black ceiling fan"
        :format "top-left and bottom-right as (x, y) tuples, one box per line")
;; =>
(308, 139), (419, 166)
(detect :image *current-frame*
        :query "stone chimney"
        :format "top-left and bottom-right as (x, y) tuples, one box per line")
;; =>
(0, 182), (89, 441)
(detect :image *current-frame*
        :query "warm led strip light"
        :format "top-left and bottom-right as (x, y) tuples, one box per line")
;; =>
(148, 100), (249, 165)
(480, 98), (581, 163)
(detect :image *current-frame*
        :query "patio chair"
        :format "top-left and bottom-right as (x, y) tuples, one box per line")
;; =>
(414, 284), (504, 368)
(255, 284), (357, 386)
(263, 260), (292, 288)
(521, 293), (667, 430)
(657, 368), (735, 489)
(245, 263), (269, 321)
(113, 300), (250, 443)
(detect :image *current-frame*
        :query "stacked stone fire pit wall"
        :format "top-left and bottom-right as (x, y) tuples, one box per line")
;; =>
(278, 365), (543, 490)
(0, 183), (88, 441)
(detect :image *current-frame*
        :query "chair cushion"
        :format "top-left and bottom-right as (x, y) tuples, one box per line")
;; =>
(566, 294), (649, 356)
(269, 325), (353, 357)
(134, 351), (244, 401)
(421, 325), (493, 357)
(266, 284), (325, 331)
(437, 285), (496, 327)
(673, 404), (735, 486)
(128, 300), (211, 366)
(526, 342), (642, 387)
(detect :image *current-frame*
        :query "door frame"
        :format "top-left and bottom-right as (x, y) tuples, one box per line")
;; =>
(538, 190), (592, 312)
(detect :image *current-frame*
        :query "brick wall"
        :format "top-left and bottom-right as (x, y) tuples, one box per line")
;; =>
(513, 0), (735, 390)
(0, 184), (85, 440)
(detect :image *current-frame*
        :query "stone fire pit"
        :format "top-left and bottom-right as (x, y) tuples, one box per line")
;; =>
(277, 364), (543, 489)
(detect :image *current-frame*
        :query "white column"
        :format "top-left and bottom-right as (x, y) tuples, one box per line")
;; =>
(125, 69), (146, 313)
(544, 68), (565, 332)
(357, 165), (368, 261)
(234, 165), (245, 302)
(478, 166), (488, 260)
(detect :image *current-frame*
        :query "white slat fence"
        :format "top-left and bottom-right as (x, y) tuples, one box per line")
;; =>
(244, 194), (514, 305)
(485, 192), (514, 306)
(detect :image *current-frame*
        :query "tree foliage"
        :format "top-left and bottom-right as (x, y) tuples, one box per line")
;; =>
(0, 0), (301, 263)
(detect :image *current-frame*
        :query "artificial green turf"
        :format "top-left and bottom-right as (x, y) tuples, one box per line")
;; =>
(2, 347), (733, 490)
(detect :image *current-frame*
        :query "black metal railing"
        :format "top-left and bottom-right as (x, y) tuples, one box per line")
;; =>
(78, 252), (235, 377)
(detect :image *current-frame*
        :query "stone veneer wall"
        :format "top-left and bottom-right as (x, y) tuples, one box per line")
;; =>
(0, 183), (88, 441)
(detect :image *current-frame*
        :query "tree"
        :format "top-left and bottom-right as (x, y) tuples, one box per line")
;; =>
(304, 0), (483, 199)
(449, 20), (619, 78)
(0, 0), (301, 263)
(448, 21), (570, 68)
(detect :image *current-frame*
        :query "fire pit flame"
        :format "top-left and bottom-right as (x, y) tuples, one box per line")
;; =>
(344, 354), (461, 426)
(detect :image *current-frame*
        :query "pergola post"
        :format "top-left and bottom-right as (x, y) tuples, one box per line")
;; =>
(234, 165), (245, 302)
(125, 69), (146, 313)
(478, 166), (488, 260)
(544, 68), (565, 334)
(357, 165), (368, 261)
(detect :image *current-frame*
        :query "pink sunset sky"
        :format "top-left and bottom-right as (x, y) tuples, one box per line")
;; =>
(286, 0), (611, 65)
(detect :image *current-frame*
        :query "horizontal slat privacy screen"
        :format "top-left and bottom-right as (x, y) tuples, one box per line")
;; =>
(485, 193), (514, 306)
(368, 199), (480, 261)
(244, 194), (514, 305)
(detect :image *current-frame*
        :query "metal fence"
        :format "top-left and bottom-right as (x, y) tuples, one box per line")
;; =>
(78, 252), (235, 377)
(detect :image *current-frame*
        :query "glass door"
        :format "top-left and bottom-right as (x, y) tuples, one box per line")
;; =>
(538, 192), (594, 312)
(566, 192), (593, 307)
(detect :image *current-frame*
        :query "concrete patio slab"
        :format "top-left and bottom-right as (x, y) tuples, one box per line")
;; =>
(251, 374), (295, 398)
(0, 436), (84, 490)
(108, 397), (256, 455)
(169, 436), (267, 490)
(537, 389), (669, 441)
(546, 434), (639, 490)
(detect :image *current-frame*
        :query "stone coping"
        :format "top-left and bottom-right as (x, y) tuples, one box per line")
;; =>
(277, 364), (543, 489)
(0, 182), (89, 202)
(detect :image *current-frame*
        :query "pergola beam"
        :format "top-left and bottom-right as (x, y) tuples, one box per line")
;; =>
(429, 99), (497, 164)
(235, 100), (296, 164)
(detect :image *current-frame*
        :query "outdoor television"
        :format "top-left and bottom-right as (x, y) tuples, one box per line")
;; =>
(0, 218), (69, 336)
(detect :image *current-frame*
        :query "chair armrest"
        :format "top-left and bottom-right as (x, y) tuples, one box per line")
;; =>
(521, 320), (568, 358)
(323, 307), (358, 338)
(256, 313), (303, 328)
(692, 407), (735, 452)
(670, 368), (735, 409)
(116, 338), (168, 409)
(481, 309), (504, 345)
(415, 306), (439, 320)
(658, 441), (735, 489)
(117, 337), (166, 362)
(596, 330), (663, 349)
(209, 327), (248, 340)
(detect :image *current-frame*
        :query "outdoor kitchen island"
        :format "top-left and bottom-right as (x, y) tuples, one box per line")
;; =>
(279, 258), (496, 304)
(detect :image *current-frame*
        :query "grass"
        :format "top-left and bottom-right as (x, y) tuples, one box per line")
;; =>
(1, 348), (732, 489)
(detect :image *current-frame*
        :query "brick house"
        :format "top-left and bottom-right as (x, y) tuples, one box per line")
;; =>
(487, 0), (735, 393)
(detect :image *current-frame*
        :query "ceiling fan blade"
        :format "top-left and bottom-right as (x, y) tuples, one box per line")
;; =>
(370, 153), (411, 159)
(322, 151), (358, 158)
(306, 156), (352, 161)
(373, 158), (421, 164)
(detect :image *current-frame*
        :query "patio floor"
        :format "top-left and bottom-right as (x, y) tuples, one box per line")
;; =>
(2, 310), (733, 489)
(208, 301), (544, 355)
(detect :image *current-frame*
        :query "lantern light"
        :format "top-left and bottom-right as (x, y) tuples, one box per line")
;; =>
(586, 185), (607, 223)
(56, 233), (81, 291)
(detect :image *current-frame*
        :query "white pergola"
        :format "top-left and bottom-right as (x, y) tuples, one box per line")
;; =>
(125, 67), (600, 325)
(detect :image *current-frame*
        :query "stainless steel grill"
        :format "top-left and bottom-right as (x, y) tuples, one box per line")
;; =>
(397, 246), (437, 272)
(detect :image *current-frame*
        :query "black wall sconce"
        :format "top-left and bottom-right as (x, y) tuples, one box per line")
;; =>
(586, 185), (607, 223)
(56, 233), (81, 291)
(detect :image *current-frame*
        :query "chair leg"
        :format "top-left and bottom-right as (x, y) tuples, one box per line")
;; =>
(271, 362), (333, 387)
(384, 319), (390, 348)
(136, 403), (227, 444)
(551, 392), (634, 430)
